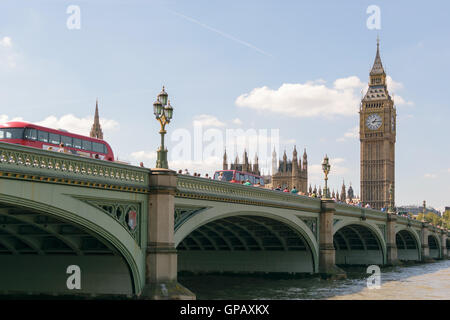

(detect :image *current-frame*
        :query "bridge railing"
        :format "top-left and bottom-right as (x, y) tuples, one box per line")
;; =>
(177, 176), (449, 235)
(176, 175), (321, 213)
(0, 142), (149, 189)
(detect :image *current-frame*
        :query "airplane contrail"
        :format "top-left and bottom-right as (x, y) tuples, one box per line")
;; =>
(170, 10), (273, 58)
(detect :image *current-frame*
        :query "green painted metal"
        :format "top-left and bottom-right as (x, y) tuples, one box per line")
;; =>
(0, 142), (447, 295)
(0, 142), (149, 295)
(0, 142), (149, 188)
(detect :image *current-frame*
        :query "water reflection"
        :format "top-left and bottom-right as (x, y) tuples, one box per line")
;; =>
(178, 260), (450, 300)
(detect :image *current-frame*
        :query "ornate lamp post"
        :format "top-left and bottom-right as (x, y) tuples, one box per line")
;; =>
(321, 155), (331, 199)
(153, 86), (173, 169)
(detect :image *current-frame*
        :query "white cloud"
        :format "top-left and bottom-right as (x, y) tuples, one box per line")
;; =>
(0, 113), (119, 136)
(130, 150), (157, 163)
(0, 114), (25, 123)
(235, 75), (413, 118)
(333, 76), (365, 90)
(192, 114), (225, 127)
(235, 76), (365, 118)
(170, 156), (222, 176)
(232, 118), (242, 125)
(36, 114), (119, 135)
(337, 126), (359, 142)
(309, 157), (349, 176)
(386, 76), (413, 106)
(424, 173), (437, 179)
(0, 37), (12, 48)
(0, 36), (17, 68)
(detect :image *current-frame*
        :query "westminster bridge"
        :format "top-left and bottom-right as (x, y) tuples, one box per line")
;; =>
(0, 142), (448, 299)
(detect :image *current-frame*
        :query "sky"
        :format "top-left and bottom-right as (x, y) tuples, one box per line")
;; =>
(0, 0), (449, 211)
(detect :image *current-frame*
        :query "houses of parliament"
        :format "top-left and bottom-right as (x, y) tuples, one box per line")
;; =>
(220, 40), (396, 210)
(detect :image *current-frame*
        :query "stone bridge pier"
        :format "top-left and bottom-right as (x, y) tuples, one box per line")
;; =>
(440, 231), (447, 259)
(421, 223), (432, 262)
(318, 199), (346, 279)
(141, 169), (195, 300)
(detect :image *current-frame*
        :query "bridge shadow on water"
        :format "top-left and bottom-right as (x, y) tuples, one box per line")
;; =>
(178, 260), (450, 300)
(0, 260), (447, 300)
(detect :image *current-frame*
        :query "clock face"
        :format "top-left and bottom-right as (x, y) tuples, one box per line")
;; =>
(366, 113), (382, 130)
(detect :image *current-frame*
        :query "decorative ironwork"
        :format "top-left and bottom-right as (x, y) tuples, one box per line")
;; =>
(177, 175), (321, 212)
(0, 142), (148, 188)
(377, 224), (386, 240)
(300, 217), (317, 239)
(80, 199), (141, 243)
(174, 206), (207, 231)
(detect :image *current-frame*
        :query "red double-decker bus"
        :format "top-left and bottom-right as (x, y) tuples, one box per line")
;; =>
(0, 122), (114, 161)
(213, 170), (265, 186)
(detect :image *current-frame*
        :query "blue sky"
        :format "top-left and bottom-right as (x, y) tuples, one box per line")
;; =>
(0, 0), (449, 210)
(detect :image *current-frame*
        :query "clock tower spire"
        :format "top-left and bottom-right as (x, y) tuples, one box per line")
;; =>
(360, 39), (396, 210)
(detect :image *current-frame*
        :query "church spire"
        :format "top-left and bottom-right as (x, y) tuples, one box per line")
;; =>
(90, 99), (103, 140)
(223, 148), (228, 170)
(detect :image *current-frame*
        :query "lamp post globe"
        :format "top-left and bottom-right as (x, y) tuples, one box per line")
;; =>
(153, 86), (173, 169)
(164, 100), (174, 121)
(153, 100), (162, 118)
(158, 86), (169, 106)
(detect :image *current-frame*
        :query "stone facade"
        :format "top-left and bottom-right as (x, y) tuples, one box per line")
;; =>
(360, 40), (396, 210)
(271, 146), (307, 192)
(223, 149), (260, 176)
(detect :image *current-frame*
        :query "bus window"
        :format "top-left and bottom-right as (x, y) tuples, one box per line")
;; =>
(38, 130), (49, 143)
(49, 133), (60, 145)
(82, 140), (92, 151)
(93, 142), (104, 153)
(73, 138), (82, 149)
(61, 135), (72, 147)
(0, 128), (24, 139)
(214, 171), (234, 181)
(24, 128), (37, 140)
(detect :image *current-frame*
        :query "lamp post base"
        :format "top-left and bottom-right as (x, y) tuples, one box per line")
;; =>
(156, 148), (168, 169)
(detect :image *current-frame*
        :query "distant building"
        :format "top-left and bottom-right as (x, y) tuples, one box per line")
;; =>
(223, 149), (260, 176)
(271, 146), (308, 192)
(397, 205), (441, 217)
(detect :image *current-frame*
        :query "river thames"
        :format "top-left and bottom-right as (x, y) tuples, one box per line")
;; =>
(179, 260), (450, 300)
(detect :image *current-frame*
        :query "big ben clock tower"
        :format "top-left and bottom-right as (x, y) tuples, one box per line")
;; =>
(360, 39), (396, 210)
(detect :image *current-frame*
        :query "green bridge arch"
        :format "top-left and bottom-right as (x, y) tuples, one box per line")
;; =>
(174, 205), (319, 274)
(428, 234), (442, 259)
(0, 177), (146, 296)
(395, 226), (421, 261)
(333, 220), (387, 265)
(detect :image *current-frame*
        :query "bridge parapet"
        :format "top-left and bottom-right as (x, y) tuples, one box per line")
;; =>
(176, 175), (321, 212)
(0, 142), (149, 190)
(335, 202), (387, 221)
